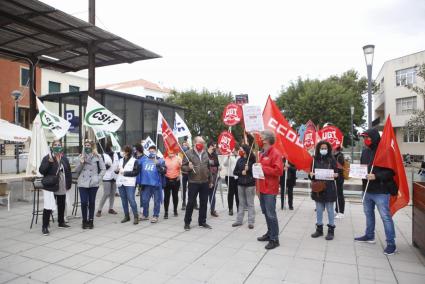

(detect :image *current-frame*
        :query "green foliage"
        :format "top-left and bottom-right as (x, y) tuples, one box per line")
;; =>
(276, 70), (367, 147)
(405, 64), (425, 133)
(166, 89), (245, 143)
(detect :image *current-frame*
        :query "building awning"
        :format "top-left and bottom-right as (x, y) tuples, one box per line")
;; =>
(0, 0), (161, 72)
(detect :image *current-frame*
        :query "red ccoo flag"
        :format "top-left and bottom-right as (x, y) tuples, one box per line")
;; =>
(263, 96), (312, 172)
(161, 117), (181, 156)
(373, 116), (409, 215)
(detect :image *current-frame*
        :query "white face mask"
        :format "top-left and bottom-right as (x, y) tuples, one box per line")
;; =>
(320, 149), (328, 156)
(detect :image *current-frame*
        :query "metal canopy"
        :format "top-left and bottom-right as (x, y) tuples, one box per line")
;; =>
(0, 0), (161, 72)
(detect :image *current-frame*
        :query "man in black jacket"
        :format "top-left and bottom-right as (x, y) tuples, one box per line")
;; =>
(280, 159), (296, 210)
(354, 128), (397, 255)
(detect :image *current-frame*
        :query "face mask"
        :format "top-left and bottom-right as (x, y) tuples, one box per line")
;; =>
(52, 146), (63, 154)
(182, 146), (189, 151)
(257, 138), (264, 149)
(364, 138), (372, 147)
(238, 150), (245, 158)
(84, 147), (92, 154)
(195, 143), (204, 152)
(148, 153), (156, 159)
(320, 149), (328, 156)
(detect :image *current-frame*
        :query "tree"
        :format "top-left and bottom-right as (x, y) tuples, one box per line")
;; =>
(405, 64), (425, 135)
(276, 70), (367, 146)
(166, 89), (244, 143)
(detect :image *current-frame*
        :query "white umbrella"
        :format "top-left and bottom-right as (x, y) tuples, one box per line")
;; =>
(0, 119), (31, 142)
(26, 116), (50, 176)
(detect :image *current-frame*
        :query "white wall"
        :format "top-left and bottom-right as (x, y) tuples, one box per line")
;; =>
(41, 69), (88, 95)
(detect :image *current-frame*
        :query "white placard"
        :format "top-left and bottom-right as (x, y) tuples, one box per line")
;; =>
(252, 163), (265, 179)
(314, 169), (335, 180)
(349, 164), (368, 179)
(242, 105), (264, 132)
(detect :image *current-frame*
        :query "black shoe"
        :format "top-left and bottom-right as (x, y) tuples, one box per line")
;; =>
(58, 223), (70, 229)
(181, 205), (186, 211)
(164, 212), (169, 219)
(289, 206), (294, 210)
(311, 224), (324, 238)
(211, 211), (219, 217)
(232, 222), (242, 227)
(121, 214), (130, 223)
(257, 234), (270, 242)
(174, 211), (178, 217)
(248, 224), (254, 229)
(229, 210), (233, 216)
(184, 224), (191, 231)
(82, 221), (88, 229)
(42, 227), (49, 236)
(88, 220), (94, 229)
(199, 223), (212, 229)
(265, 240), (280, 250)
(325, 224), (335, 241)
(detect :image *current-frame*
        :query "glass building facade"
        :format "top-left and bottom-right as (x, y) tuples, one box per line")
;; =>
(40, 89), (185, 164)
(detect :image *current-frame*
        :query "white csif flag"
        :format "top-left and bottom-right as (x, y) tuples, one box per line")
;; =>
(156, 110), (164, 135)
(84, 96), (123, 132)
(173, 112), (191, 138)
(142, 136), (163, 158)
(36, 97), (70, 139)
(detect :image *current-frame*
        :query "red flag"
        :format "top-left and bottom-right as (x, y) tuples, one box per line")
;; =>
(303, 120), (318, 150)
(161, 118), (181, 155)
(222, 103), (243, 126)
(263, 96), (312, 172)
(318, 125), (344, 150)
(373, 116), (409, 215)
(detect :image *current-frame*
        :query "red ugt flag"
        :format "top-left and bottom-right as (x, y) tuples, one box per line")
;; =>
(373, 116), (409, 215)
(263, 96), (312, 172)
(161, 118), (181, 155)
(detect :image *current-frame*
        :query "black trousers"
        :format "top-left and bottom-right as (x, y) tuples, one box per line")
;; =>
(42, 194), (66, 228)
(226, 176), (239, 211)
(280, 185), (294, 209)
(184, 182), (209, 225)
(164, 178), (180, 213)
(335, 177), (345, 213)
(182, 174), (189, 205)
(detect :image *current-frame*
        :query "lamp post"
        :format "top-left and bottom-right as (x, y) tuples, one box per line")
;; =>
(363, 44), (375, 129)
(11, 90), (24, 174)
(350, 106), (354, 162)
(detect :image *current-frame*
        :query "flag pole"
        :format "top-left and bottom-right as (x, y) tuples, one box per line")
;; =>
(283, 159), (288, 210)
(362, 165), (374, 203)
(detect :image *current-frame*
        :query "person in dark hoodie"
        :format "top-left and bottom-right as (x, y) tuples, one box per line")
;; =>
(280, 159), (297, 210)
(232, 144), (256, 229)
(333, 146), (345, 218)
(354, 128), (397, 255)
(309, 141), (338, 241)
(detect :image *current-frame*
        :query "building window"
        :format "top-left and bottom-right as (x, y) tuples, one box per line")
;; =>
(48, 81), (61, 93)
(403, 129), (425, 143)
(20, 67), (29, 87)
(396, 67), (416, 86)
(396, 96), (417, 115)
(69, 85), (80, 92)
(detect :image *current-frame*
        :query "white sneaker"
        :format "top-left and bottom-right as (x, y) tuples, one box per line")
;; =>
(339, 213), (345, 219)
(335, 213), (341, 219)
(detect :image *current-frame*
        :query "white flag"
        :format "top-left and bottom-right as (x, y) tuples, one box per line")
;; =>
(36, 97), (70, 139)
(84, 97), (123, 132)
(142, 136), (163, 157)
(93, 127), (106, 140)
(108, 132), (121, 152)
(157, 110), (164, 135)
(173, 112), (191, 138)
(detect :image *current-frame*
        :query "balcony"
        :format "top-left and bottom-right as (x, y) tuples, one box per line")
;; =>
(373, 92), (385, 111)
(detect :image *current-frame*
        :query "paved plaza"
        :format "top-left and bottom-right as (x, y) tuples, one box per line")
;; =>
(0, 192), (424, 284)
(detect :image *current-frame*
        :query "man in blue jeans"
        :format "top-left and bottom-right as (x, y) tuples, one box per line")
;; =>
(355, 128), (397, 255)
(137, 145), (166, 223)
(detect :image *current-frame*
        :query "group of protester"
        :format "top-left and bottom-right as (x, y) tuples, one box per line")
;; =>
(39, 127), (398, 255)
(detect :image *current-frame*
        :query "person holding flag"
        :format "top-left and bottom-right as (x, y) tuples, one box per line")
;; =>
(163, 149), (182, 219)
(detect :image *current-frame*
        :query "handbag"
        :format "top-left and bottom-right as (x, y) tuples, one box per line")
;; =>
(41, 162), (60, 192)
(311, 180), (326, 193)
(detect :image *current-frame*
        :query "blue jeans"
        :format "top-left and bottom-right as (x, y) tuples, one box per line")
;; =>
(79, 187), (98, 222)
(119, 185), (138, 216)
(363, 193), (396, 245)
(315, 202), (335, 226)
(259, 193), (279, 241)
(142, 185), (162, 217)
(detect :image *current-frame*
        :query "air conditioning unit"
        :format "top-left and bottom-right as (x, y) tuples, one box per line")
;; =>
(156, 97), (164, 102)
(146, 95), (154, 100)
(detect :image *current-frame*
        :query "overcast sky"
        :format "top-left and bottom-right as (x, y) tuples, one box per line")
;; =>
(43, 0), (425, 107)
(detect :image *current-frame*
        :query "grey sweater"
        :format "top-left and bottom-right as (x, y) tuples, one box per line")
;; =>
(75, 153), (106, 188)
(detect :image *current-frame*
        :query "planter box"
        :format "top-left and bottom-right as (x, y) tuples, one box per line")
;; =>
(0, 183), (7, 196)
(413, 182), (425, 256)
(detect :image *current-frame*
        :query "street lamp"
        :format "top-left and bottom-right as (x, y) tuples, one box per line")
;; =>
(10, 90), (24, 174)
(350, 106), (355, 162)
(363, 44), (375, 129)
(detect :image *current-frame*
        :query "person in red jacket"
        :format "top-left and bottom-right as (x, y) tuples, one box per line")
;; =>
(256, 130), (284, 250)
